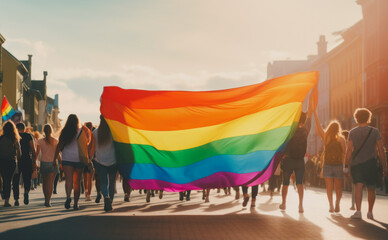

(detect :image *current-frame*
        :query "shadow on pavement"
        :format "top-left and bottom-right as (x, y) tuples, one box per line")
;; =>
(0, 214), (324, 240)
(329, 214), (388, 240)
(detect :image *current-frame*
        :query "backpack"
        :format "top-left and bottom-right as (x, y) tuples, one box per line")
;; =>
(324, 140), (342, 165)
(286, 127), (308, 160)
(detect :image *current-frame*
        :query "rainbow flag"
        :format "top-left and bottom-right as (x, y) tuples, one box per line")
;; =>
(1, 96), (16, 122)
(100, 71), (318, 191)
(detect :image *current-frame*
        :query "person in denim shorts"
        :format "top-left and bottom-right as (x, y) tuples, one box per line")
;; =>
(313, 110), (346, 213)
(345, 108), (387, 220)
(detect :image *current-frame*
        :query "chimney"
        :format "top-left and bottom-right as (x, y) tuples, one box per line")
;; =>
(54, 94), (59, 108)
(317, 35), (327, 57)
(28, 54), (32, 82)
(43, 71), (48, 82)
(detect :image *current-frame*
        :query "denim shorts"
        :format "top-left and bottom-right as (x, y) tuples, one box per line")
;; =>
(323, 164), (344, 179)
(40, 161), (59, 174)
(62, 160), (84, 169)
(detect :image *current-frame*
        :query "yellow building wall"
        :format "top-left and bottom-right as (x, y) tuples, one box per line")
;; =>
(329, 38), (363, 130)
(2, 50), (22, 109)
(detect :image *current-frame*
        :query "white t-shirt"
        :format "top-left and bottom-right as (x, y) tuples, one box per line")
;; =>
(93, 129), (116, 166)
(61, 129), (81, 162)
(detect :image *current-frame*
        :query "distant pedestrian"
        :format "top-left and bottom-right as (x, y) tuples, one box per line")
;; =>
(313, 112), (346, 213)
(345, 108), (388, 219)
(89, 115), (117, 211)
(83, 122), (95, 201)
(279, 95), (313, 213)
(0, 121), (21, 207)
(37, 124), (60, 207)
(54, 114), (90, 210)
(12, 122), (37, 206)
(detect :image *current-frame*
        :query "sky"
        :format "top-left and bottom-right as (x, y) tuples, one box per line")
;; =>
(0, 0), (362, 125)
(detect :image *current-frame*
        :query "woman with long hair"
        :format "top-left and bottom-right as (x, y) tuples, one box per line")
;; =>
(90, 115), (117, 211)
(313, 111), (346, 213)
(0, 121), (21, 207)
(53, 114), (89, 210)
(37, 124), (60, 207)
(83, 122), (95, 201)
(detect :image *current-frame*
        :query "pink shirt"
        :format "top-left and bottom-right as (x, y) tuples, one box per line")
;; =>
(37, 138), (59, 163)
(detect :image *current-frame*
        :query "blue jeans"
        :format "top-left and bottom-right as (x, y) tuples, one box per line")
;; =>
(93, 161), (117, 199)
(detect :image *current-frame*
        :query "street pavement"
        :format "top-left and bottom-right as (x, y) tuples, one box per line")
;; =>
(1, 181), (388, 240)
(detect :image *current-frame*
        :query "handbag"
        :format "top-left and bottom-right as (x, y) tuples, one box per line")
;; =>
(77, 129), (90, 166)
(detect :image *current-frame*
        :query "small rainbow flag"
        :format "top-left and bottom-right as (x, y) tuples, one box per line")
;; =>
(1, 96), (16, 122)
(100, 71), (318, 191)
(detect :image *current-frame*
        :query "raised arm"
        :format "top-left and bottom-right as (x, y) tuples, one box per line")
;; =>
(313, 111), (325, 140)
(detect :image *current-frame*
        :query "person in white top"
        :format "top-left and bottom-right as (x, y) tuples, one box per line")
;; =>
(90, 115), (117, 212)
(37, 124), (60, 207)
(53, 114), (91, 210)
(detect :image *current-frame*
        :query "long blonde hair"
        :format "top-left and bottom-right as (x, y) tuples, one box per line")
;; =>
(324, 120), (342, 144)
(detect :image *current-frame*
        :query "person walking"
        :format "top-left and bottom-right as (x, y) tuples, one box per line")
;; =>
(242, 185), (258, 208)
(89, 115), (117, 211)
(313, 112), (346, 213)
(345, 108), (387, 219)
(279, 95), (313, 213)
(0, 121), (21, 207)
(54, 114), (90, 210)
(12, 123), (37, 206)
(37, 124), (60, 207)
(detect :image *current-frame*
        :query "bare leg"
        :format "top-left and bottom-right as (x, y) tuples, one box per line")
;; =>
(205, 189), (210, 202)
(325, 178), (334, 212)
(73, 168), (83, 207)
(367, 187), (376, 213)
(280, 185), (288, 210)
(296, 184), (304, 213)
(63, 166), (74, 199)
(334, 178), (343, 212)
(354, 183), (363, 212)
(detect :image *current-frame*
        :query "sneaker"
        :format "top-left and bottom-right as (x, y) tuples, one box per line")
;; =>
(24, 193), (29, 205)
(351, 211), (362, 219)
(73, 204), (80, 211)
(4, 202), (11, 207)
(45, 202), (52, 207)
(95, 194), (102, 203)
(367, 212), (374, 220)
(14, 200), (19, 206)
(53, 190), (57, 195)
(186, 195), (190, 201)
(179, 192), (184, 201)
(104, 197), (112, 211)
(65, 198), (71, 209)
(124, 194), (130, 202)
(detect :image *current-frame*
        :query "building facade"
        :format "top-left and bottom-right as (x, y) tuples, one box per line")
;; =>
(1, 48), (28, 111)
(328, 21), (363, 131)
(358, 0), (388, 146)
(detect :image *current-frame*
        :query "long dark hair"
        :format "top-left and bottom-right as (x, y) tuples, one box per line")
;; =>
(1, 121), (20, 144)
(97, 115), (112, 147)
(43, 124), (53, 144)
(59, 114), (79, 147)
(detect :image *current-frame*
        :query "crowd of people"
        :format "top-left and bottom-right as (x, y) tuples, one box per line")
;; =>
(0, 95), (387, 219)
